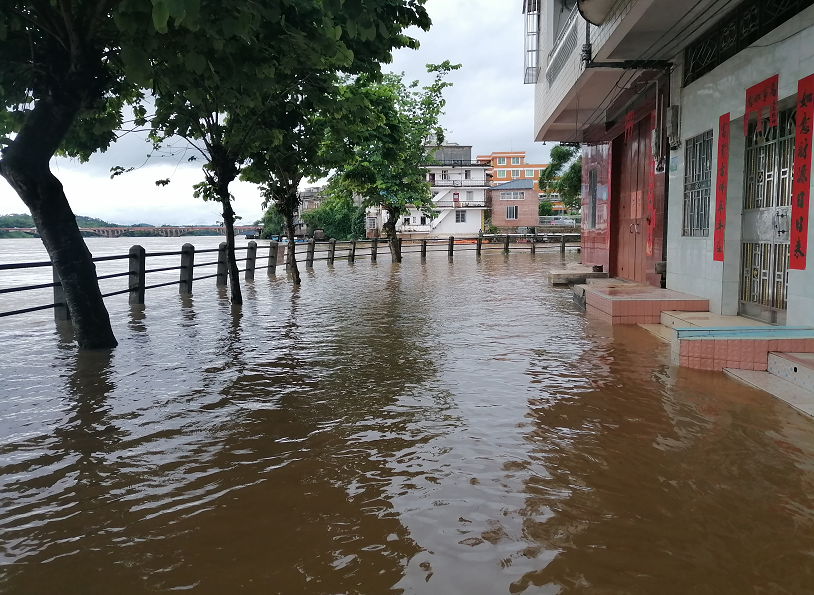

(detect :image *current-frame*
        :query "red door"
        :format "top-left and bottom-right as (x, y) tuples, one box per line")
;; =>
(611, 118), (650, 283)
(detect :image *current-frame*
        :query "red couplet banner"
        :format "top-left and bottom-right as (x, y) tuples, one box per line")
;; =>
(744, 74), (778, 135)
(791, 74), (814, 270)
(646, 111), (656, 256)
(713, 113), (730, 262)
(624, 111), (635, 141)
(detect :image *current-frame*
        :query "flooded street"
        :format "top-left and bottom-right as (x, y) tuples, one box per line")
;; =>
(1, 237), (813, 594)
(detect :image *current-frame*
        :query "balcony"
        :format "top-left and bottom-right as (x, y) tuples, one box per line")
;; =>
(434, 200), (487, 209)
(431, 179), (490, 188)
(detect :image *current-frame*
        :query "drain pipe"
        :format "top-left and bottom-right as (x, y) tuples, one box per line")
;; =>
(581, 21), (592, 68)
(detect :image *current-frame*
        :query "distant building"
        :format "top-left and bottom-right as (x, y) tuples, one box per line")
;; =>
(475, 151), (549, 191)
(367, 142), (490, 237)
(488, 179), (539, 231)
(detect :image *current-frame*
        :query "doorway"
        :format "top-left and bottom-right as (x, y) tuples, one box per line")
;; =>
(740, 108), (794, 325)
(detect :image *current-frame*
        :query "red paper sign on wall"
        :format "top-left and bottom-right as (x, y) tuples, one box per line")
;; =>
(646, 111), (656, 256)
(624, 111), (635, 141)
(713, 113), (730, 262)
(743, 74), (778, 135)
(791, 74), (814, 270)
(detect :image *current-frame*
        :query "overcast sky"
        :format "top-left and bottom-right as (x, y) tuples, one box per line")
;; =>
(0, 0), (549, 226)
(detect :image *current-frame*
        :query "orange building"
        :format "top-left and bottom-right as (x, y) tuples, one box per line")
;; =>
(475, 151), (548, 191)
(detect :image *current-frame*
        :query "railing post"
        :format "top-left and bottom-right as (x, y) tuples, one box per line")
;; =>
(448, 236), (454, 261)
(328, 238), (337, 265)
(52, 265), (69, 321)
(129, 244), (146, 305)
(421, 239), (427, 260)
(306, 238), (315, 268)
(180, 243), (195, 295)
(267, 240), (279, 275)
(560, 233), (566, 255)
(216, 241), (228, 286)
(476, 231), (482, 256)
(371, 237), (378, 262)
(245, 240), (257, 281)
(349, 240), (356, 263)
(503, 234), (510, 253)
(530, 231), (536, 255)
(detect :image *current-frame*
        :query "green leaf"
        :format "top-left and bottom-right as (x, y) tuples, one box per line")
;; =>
(184, 51), (207, 75)
(152, 0), (170, 33)
(121, 45), (152, 83)
(0, 21), (6, 41)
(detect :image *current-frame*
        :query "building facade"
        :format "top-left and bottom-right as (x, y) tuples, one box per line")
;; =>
(488, 179), (540, 231)
(525, 0), (814, 328)
(476, 151), (549, 190)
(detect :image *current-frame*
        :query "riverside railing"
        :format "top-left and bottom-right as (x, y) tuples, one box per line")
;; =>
(0, 233), (580, 320)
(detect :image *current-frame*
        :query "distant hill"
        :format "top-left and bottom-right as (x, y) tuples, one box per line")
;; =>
(0, 213), (121, 229)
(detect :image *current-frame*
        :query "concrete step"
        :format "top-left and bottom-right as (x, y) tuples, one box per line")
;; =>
(638, 323), (673, 344)
(659, 311), (770, 329)
(724, 368), (814, 419)
(768, 352), (814, 392)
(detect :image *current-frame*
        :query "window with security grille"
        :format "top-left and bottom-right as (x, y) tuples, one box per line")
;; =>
(506, 206), (519, 220)
(455, 210), (466, 223)
(500, 191), (524, 200)
(683, 130), (713, 237)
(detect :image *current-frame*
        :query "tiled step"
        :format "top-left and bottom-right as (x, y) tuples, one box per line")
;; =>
(638, 323), (673, 343)
(584, 284), (708, 325)
(660, 311), (769, 329)
(724, 368), (814, 419)
(768, 352), (814, 392)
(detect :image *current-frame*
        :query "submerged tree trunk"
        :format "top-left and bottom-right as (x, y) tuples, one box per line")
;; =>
(0, 96), (117, 349)
(284, 213), (301, 285)
(220, 197), (243, 305)
(383, 207), (402, 263)
(211, 148), (242, 304)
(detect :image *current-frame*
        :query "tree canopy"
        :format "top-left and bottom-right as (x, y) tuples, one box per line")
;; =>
(538, 144), (581, 211)
(325, 62), (460, 261)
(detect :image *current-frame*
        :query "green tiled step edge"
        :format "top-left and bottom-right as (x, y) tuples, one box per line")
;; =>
(676, 326), (814, 340)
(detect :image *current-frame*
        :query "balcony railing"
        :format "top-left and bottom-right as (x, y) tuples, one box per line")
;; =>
(423, 160), (490, 167)
(546, 4), (579, 85)
(431, 179), (490, 187)
(434, 200), (487, 208)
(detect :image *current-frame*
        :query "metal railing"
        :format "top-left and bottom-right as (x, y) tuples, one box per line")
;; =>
(0, 234), (582, 320)
(431, 179), (490, 187)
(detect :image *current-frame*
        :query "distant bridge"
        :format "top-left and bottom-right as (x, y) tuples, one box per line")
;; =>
(3, 226), (263, 238)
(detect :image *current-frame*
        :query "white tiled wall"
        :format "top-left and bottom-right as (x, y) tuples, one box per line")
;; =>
(667, 6), (814, 326)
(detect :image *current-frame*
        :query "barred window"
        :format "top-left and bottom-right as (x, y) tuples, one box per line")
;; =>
(455, 210), (467, 223)
(683, 130), (713, 237)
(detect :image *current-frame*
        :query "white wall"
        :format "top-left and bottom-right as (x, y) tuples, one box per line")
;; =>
(667, 7), (814, 324)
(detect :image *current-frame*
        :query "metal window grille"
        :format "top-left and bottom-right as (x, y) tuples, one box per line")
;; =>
(682, 130), (713, 237)
(744, 107), (796, 209)
(455, 210), (467, 223)
(500, 192), (525, 200)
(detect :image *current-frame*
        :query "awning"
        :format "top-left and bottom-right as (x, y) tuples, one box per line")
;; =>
(577, 0), (617, 25)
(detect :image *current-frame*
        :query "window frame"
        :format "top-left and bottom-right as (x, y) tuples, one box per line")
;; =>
(506, 205), (519, 220)
(682, 129), (714, 237)
(511, 157), (521, 165)
(497, 157), (507, 165)
(497, 169), (506, 178)
(455, 210), (467, 223)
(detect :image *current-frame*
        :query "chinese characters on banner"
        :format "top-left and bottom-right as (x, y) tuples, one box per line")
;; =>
(791, 74), (814, 270)
(743, 74), (778, 135)
(646, 111), (656, 256)
(713, 113), (730, 262)
(624, 111), (635, 141)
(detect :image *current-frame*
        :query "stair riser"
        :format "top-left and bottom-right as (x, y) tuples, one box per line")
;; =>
(768, 353), (814, 392)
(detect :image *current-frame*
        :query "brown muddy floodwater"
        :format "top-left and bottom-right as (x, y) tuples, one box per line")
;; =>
(1, 237), (813, 594)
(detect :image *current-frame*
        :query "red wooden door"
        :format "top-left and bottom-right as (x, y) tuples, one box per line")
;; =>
(612, 119), (650, 282)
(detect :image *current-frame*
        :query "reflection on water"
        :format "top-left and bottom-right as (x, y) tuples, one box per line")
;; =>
(1, 238), (814, 594)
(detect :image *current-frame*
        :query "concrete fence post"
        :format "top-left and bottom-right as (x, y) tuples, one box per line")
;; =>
(560, 233), (566, 255)
(349, 240), (356, 264)
(216, 241), (228, 286)
(448, 236), (454, 261)
(306, 238), (315, 268)
(371, 237), (378, 262)
(129, 244), (146, 305)
(421, 239), (428, 260)
(179, 243), (195, 295)
(52, 265), (69, 321)
(530, 232), (537, 255)
(328, 238), (337, 265)
(503, 234), (510, 253)
(267, 240), (279, 275)
(245, 241), (257, 281)
(476, 232), (482, 256)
